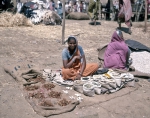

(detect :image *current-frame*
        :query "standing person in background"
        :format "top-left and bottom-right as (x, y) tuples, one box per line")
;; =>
(61, 36), (99, 80)
(73, 1), (77, 12)
(83, 2), (86, 13)
(105, 0), (111, 20)
(65, 2), (69, 12)
(68, 0), (73, 12)
(113, 0), (119, 10)
(57, 0), (61, 8)
(113, 0), (119, 21)
(52, 0), (55, 11)
(118, 0), (132, 34)
(16, 0), (23, 13)
(46, 0), (55, 11)
(57, 3), (63, 18)
(88, 0), (100, 22)
(45, 0), (50, 9)
(79, 1), (83, 12)
(76, 0), (80, 12)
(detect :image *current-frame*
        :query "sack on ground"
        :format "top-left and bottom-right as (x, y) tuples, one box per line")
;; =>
(66, 12), (90, 20)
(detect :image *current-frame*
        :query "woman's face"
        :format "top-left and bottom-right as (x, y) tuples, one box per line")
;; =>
(68, 38), (77, 50)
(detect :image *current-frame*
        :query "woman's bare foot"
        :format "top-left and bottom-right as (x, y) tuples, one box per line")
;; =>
(128, 28), (132, 34)
(94, 20), (96, 26)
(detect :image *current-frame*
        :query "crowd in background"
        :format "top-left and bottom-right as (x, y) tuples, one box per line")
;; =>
(43, 0), (87, 18)
(65, 0), (87, 13)
(45, 0), (87, 13)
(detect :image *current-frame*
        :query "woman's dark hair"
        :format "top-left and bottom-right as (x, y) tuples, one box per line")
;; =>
(67, 36), (76, 43)
(59, 3), (62, 7)
(119, 0), (123, 5)
(116, 30), (123, 38)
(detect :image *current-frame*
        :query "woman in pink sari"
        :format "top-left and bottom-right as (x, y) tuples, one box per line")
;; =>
(104, 30), (130, 70)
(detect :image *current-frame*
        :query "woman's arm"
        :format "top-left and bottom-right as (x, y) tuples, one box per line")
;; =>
(63, 58), (74, 68)
(76, 54), (86, 80)
(79, 54), (86, 75)
(63, 56), (81, 68)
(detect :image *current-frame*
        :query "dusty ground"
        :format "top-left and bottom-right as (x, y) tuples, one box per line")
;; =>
(0, 20), (150, 118)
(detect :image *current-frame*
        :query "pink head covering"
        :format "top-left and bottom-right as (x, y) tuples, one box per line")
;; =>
(111, 30), (124, 42)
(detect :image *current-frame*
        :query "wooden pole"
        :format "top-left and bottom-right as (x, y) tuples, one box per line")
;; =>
(99, 1), (101, 20)
(110, 0), (114, 21)
(62, 0), (66, 44)
(137, 1), (144, 21)
(144, 0), (147, 32)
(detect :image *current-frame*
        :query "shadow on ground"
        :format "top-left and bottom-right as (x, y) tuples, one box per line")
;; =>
(117, 27), (130, 34)
(89, 21), (101, 26)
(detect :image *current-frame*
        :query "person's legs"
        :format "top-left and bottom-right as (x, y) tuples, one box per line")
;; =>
(61, 68), (77, 80)
(82, 63), (99, 76)
(93, 0), (99, 20)
(125, 19), (132, 34)
(128, 27), (132, 34)
(88, 0), (96, 20)
(117, 17), (122, 29)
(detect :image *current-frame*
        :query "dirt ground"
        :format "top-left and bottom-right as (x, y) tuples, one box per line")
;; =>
(0, 20), (150, 118)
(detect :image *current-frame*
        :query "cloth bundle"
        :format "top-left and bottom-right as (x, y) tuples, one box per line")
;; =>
(66, 12), (90, 20)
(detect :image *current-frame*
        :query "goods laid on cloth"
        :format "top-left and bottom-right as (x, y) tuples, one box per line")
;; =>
(0, 12), (32, 27)
(66, 12), (90, 20)
(125, 39), (150, 74)
(73, 69), (135, 97)
(130, 51), (150, 74)
(42, 68), (135, 97)
(97, 43), (150, 79)
(3, 61), (79, 117)
(3, 61), (141, 111)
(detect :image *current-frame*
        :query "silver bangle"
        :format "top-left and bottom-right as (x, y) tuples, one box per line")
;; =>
(73, 58), (75, 62)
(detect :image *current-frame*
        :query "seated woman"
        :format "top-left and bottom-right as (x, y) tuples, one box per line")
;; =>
(61, 36), (99, 80)
(104, 30), (130, 70)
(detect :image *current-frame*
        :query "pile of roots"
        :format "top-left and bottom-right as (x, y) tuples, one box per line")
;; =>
(0, 12), (33, 27)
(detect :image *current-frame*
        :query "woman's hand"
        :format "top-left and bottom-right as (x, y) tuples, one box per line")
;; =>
(76, 73), (82, 80)
(74, 55), (82, 60)
(63, 56), (82, 68)
(72, 56), (82, 63)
